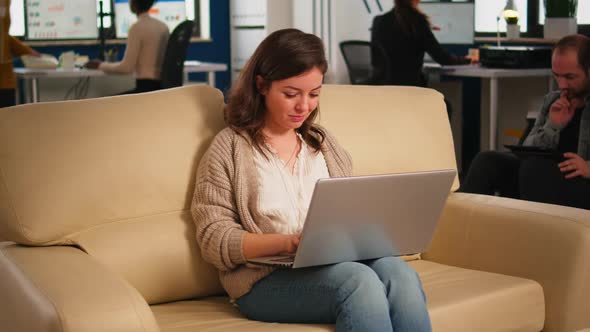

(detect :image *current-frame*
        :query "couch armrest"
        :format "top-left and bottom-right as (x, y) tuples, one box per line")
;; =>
(0, 243), (159, 332)
(424, 193), (590, 332)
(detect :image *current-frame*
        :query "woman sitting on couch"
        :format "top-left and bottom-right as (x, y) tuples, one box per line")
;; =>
(190, 28), (431, 332)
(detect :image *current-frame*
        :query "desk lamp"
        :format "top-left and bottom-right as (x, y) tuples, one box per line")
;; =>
(502, 0), (519, 23)
(497, 0), (519, 46)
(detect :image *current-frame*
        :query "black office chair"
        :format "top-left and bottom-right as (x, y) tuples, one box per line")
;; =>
(160, 20), (194, 89)
(339, 40), (389, 85)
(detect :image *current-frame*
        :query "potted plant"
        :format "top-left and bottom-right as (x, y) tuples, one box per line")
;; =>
(544, 0), (578, 39)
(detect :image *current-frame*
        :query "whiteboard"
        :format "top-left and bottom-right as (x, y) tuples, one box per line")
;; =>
(420, 2), (474, 44)
(25, 0), (99, 40)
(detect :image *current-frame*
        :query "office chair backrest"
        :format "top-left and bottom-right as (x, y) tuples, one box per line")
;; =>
(340, 41), (372, 85)
(161, 20), (194, 89)
(339, 40), (390, 85)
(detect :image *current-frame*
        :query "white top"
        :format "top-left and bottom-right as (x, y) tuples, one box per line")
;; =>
(253, 135), (330, 234)
(99, 13), (169, 80)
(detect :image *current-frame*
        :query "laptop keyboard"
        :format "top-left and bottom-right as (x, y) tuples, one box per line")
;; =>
(271, 257), (295, 263)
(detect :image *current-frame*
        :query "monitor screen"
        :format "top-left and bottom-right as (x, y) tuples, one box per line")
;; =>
(114, 0), (186, 38)
(9, 0), (26, 36)
(25, 0), (99, 40)
(538, 0), (590, 25)
(475, 0), (528, 33)
(420, 2), (475, 44)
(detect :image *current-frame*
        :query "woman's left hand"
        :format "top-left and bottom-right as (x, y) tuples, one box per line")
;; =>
(559, 153), (590, 179)
(84, 59), (102, 69)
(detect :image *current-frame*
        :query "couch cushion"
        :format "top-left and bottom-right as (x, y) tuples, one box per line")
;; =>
(0, 85), (225, 245)
(151, 260), (544, 332)
(414, 260), (544, 331)
(151, 297), (332, 332)
(318, 85), (459, 191)
(71, 210), (224, 305)
(0, 85), (227, 305)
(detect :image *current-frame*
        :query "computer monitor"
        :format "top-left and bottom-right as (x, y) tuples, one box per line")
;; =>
(420, 2), (475, 44)
(25, 0), (99, 40)
(9, 0), (25, 37)
(538, 0), (590, 25)
(114, 0), (187, 38)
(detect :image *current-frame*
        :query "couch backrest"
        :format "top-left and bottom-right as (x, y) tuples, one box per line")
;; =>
(319, 85), (459, 190)
(0, 85), (226, 304)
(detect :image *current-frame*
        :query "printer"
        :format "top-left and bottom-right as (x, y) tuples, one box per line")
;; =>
(479, 46), (552, 69)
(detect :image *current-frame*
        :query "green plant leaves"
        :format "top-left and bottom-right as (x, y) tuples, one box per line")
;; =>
(544, 0), (578, 18)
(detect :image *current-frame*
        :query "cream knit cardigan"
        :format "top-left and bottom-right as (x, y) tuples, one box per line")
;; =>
(191, 126), (353, 299)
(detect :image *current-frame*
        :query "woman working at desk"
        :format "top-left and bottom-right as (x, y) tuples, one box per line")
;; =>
(85, 0), (169, 94)
(370, 0), (473, 87)
(1, 0), (39, 107)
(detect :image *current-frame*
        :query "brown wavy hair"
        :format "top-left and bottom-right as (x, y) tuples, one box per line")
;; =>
(394, 0), (430, 37)
(131, 0), (155, 14)
(225, 28), (328, 153)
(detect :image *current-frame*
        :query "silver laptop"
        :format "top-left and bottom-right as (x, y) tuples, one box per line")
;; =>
(247, 169), (456, 268)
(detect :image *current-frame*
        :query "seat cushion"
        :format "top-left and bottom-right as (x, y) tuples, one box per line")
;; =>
(151, 260), (544, 332)
(151, 297), (332, 332)
(414, 260), (544, 332)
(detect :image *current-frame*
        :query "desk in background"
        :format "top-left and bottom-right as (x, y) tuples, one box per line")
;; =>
(424, 64), (553, 173)
(424, 64), (553, 150)
(14, 61), (228, 104)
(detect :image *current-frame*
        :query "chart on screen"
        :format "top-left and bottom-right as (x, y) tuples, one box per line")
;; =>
(25, 0), (99, 40)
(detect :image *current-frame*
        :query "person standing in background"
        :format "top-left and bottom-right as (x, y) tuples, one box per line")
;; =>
(0, 0), (39, 108)
(370, 0), (473, 87)
(85, 0), (169, 94)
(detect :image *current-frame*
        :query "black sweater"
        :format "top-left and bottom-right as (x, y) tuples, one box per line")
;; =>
(370, 9), (469, 86)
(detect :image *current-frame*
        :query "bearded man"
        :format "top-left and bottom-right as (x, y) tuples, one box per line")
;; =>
(461, 34), (590, 210)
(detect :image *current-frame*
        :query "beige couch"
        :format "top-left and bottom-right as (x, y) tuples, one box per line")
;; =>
(0, 85), (589, 332)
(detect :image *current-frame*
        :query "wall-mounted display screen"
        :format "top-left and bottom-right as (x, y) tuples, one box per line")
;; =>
(114, 0), (186, 38)
(25, 0), (99, 40)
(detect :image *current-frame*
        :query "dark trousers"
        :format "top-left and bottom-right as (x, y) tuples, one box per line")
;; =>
(443, 98), (453, 121)
(120, 79), (162, 95)
(0, 89), (16, 108)
(460, 151), (590, 210)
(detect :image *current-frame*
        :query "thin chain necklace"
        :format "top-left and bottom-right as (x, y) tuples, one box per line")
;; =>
(282, 139), (300, 172)
(265, 134), (300, 173)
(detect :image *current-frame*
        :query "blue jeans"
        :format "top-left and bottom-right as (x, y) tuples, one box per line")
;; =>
(236, 256), (431, 332)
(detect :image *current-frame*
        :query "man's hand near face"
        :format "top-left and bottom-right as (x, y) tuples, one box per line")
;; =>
(549, 91), (576, 127)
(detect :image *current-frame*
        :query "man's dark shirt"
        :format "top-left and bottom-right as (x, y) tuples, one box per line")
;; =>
(558, 107), (585, 154)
